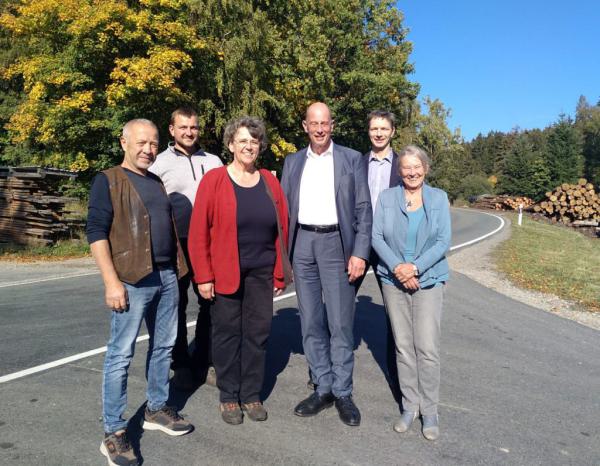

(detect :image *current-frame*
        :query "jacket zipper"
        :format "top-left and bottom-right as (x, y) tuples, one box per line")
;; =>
(186, 155), (196, 181)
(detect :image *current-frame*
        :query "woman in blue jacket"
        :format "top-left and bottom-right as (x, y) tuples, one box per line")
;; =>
(371, 145), (451, 441)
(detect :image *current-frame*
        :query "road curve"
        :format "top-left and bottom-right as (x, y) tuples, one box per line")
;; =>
(1, 209), (599, 466)
(0, 208), (505, 377)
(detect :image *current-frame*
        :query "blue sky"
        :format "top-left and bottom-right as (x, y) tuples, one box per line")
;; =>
(398, 1), (600, 141)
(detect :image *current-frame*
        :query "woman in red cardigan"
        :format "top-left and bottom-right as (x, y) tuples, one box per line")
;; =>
(188, 116), (292, 425)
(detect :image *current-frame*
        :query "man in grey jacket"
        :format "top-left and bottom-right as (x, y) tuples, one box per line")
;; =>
(149, 107), (223, 389)
(281, 102), (372, 427)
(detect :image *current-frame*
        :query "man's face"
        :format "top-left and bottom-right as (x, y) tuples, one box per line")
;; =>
(368, 117), (395, 152)
(169, 114), (199, 153)
(120, 123), (159, 174)
(302, 104), (334, 153)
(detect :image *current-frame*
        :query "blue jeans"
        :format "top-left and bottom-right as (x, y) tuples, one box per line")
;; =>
(102, 268), (178, 433)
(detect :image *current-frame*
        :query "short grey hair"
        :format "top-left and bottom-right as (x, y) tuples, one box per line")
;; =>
(122, 119), (158, 141)
(223, 116), (268, 153)
(397, 145), (431, 173)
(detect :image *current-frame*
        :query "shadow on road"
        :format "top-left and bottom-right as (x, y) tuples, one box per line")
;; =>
(166, 296), (402, 410)
(354, 295), (401, 409)
(262, 307), (304, 400)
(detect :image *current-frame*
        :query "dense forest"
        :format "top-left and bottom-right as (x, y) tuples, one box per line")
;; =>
(463, 96), (600, 202)
(0, 0), (598, 202)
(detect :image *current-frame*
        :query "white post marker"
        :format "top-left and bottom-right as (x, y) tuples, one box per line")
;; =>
(518, 203), (523, 226)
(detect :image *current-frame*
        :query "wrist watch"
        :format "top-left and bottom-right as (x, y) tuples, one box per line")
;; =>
(412, 263), (419, 276)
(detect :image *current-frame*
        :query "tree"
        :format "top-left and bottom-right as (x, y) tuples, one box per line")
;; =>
(456, 174), (493, 200)
(497, 134), (551, 200)
(0, 0), (419, 182)
(544, 115), (584, 186)
(574, 95), (600, 186)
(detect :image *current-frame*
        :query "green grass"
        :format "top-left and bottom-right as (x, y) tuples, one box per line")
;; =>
(494, 214), (600, 312)
(0, 239), (90, 262)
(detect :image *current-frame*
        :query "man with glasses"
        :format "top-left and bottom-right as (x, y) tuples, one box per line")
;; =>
(281, 102), (372, 427)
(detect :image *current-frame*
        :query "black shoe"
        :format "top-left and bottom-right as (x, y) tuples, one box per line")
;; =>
(294, 392), (335, 417)
(335, 396), (361, 426)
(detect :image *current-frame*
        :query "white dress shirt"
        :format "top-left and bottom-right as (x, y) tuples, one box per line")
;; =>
(298, 142), (338, 225)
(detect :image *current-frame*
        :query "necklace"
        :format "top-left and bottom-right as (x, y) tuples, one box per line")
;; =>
(405, 187), (421, 209)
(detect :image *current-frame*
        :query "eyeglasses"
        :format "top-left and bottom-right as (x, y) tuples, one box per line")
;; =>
(307, 121), (332, 130)
(234, 139), (260, 148)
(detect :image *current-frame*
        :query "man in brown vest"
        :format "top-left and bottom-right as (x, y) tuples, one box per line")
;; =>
(87, 119), (193, 466)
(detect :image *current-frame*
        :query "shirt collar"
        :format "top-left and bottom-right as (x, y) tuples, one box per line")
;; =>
(168, 141), (206, 157)
(306, 141), (333, 159)
(369, 150), (393, 163)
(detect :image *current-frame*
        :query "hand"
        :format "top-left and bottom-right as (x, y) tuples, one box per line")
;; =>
(347, 256), (366, 283)
(105, 280), (128, 312)
(199, 282), (215, 300)
(393, 263), (416, 282)
(402, 276), (420, 291)
(274, 287), (285, 296)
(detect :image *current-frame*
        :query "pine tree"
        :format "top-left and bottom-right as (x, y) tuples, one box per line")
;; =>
(544, 115), (584, 186)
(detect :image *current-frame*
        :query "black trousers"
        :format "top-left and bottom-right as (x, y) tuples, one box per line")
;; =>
(171, 238), (212, 372)
(211, 266), (274, 403)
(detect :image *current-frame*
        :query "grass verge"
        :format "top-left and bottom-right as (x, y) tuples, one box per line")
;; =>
(0, 239), (90, 262)
(494, 213), (600, 312)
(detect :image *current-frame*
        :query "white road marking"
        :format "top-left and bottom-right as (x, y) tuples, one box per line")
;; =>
(449, 210), (505, 251)
(0, 270), (99, 288)
(0, 210), (505, 384)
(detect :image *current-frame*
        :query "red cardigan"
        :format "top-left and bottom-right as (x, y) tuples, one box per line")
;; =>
(188, 166), (290, 294)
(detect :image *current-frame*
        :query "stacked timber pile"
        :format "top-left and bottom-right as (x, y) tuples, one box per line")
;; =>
(0, 166), (84, 245)
(472, 195), (534, 211)
(533, 179), (600, 225)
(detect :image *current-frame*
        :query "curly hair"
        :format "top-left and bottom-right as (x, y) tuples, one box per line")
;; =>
(223, 116), (268, 153)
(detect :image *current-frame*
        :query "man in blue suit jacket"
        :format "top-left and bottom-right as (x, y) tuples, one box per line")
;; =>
(281, 102), (372, 426)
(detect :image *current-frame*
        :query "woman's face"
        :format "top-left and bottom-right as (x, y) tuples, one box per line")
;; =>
(399, 154), (427, 190)
(229, 126), (260, 167)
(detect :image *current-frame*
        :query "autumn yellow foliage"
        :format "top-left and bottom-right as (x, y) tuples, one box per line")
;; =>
(270, 135), (298, 160)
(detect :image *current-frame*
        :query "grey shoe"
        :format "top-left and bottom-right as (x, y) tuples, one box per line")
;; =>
(220, 402), (243, 425)
(242, 401), (268, 421)
(422, 414), (439, 441)
(143, 405), (193, 436)
(100, 430), (138, 466)
(393, 410), (418, 433)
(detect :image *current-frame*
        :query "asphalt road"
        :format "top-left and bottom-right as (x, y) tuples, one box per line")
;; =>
(0, 208), (500, 376)
(1, 208), (599, 465)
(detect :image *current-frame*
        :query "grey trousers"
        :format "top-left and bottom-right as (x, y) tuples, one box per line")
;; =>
(381, 283), (444, 415)
(293, 229), (357, 397)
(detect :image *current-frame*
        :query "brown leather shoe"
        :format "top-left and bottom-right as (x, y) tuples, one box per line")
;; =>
(100, 430), (138, 466)
(241, 401), (268, 421)
(143, 405), (193, 436)
(220, 402), (243, 425)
